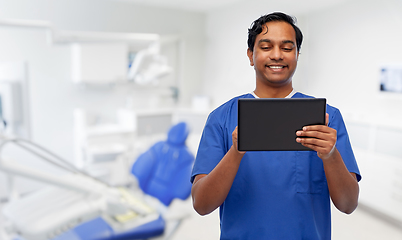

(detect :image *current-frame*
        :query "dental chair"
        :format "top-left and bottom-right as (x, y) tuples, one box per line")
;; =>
(66, 121), (194, 240)
(52, 122), (194, 240)
(0, 122), (194, 240)
(129, 121), (194, 239)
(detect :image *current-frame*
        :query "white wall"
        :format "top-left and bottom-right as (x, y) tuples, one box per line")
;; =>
(202, 0), (351, 108)
(0, 0), (206, 197)
(305, 0), (402, 120)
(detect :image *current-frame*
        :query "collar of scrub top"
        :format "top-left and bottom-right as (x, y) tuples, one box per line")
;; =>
(251, 89), (297, 99)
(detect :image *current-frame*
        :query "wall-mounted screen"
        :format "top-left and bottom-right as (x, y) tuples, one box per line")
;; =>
(380, 64), (402, 93)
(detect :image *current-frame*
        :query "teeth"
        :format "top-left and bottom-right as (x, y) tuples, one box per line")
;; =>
(268, 66), (284, 69)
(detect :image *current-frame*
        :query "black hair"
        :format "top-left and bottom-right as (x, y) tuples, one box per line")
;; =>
(247, 12), (303, 52)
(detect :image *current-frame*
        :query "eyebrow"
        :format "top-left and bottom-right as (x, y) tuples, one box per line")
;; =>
(258, 39), (295, 45)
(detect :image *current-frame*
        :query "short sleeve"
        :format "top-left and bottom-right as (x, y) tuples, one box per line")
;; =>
(329, 108), (362, 181)
(190, 112), (227, 183)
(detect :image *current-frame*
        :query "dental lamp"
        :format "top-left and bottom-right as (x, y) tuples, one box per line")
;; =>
(127, 43), (172, 85)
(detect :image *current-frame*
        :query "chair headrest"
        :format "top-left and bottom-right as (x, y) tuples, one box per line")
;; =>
(167, 122), (189, 146)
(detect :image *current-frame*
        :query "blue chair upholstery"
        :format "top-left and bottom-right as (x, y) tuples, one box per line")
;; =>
(131, 121), (194, 206)
(53, 217), (113, 240)
(111, 216), (165, 240)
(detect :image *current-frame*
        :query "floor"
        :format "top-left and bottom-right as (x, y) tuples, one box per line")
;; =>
(1, 197), (402, 240)
(331, 204), (402, 240)
(171, 199), (402, 240)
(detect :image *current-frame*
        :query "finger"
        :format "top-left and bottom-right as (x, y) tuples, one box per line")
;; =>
(298, 139), (334, 154)
(232, 126), (238, 136)
(296, 136), (327, 147)
(300, 142), (328, 153)
(296, 132), (336, 147)
(296, 137), (328, 148)
(303, 142), (336, 158)
(296, 129), (334, 139)
(325, 113), (329, 126)
(297, 135), (336, 153)
(298, 133), (333, 143)
(300, 125), (335, 134)
(232, 126), (246, 154)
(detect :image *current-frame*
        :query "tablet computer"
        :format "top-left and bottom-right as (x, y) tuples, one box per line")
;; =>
(237, 98), (326, 151)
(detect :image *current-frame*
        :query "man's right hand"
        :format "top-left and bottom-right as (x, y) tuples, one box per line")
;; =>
(191, 126), (246, 215)
(232, 126), (246, 155)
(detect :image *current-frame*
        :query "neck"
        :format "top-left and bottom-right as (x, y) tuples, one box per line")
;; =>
(254, 83), (293, 98)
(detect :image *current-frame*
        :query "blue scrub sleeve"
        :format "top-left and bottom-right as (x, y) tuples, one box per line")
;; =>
(191, 112), (228, 183)
(329, 108), (362, 181)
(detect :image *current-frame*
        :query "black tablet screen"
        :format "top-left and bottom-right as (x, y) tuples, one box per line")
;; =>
(237, 98), (326, 151)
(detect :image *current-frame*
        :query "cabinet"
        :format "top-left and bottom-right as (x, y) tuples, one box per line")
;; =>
(345, 117), (402, 224)
(71, 43), (129, 83)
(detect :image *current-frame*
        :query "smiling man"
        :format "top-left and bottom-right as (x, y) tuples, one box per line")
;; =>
(248, 20), (299, 97)
(190, 12), (361, 239)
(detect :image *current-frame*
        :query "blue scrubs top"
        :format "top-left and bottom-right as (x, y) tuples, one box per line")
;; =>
(191, 92), (361, 240)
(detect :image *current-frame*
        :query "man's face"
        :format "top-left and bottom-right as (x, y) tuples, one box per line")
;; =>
(247, 21), (299, 87)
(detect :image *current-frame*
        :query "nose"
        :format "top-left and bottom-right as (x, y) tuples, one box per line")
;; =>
(269, 46), (283, 60)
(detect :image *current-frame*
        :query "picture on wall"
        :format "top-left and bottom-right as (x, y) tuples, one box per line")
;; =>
(380, 64), (402, 93)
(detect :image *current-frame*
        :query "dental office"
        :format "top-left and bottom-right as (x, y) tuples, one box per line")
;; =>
(0, 0), (402, 239)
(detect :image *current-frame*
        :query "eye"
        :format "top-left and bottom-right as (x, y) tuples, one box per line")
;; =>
(261, 46), (271, 51)
(282, 44), (295, 52)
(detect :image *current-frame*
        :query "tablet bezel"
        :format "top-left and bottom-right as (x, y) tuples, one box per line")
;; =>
(237, 98), (326, 151)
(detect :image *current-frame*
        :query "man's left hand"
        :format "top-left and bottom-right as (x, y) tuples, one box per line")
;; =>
(296, 113), (336, 160)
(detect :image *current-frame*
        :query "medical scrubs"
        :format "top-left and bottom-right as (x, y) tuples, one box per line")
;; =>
(191, 92), (361, 240)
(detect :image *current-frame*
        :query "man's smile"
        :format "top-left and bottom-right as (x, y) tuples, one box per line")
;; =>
(266, 64), (288, 71)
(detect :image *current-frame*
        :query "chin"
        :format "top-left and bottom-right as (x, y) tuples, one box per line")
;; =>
(266, 78), (292, 86)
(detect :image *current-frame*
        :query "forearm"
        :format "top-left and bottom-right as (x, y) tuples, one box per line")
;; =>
(296, 115), (359, 213)
(322, 148), (359, 214)
(191, 146), (244, 215)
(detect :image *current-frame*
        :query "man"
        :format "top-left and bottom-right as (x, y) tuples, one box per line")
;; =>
(191, 12), (361, 239)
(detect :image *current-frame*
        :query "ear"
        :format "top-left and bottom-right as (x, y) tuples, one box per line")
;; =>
(247, 48), (254, 66)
